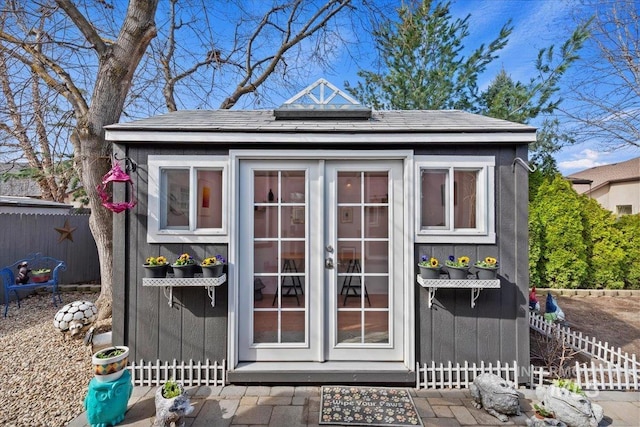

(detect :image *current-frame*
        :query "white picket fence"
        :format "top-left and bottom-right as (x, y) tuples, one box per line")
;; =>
(128, 359), (226, 387)
(529, 311), (639, 369)
(529, 311), (640, 390)
(530, 361), (640, 391)
(416, 360), (519, 389)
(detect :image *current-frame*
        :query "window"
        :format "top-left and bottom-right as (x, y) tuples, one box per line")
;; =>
(616, 205), (632, 217)
(148, 155), (228, 243)
(415, 156), (495, 243)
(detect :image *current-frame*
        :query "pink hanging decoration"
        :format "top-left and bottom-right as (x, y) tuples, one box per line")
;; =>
(97, 162), (137, 213)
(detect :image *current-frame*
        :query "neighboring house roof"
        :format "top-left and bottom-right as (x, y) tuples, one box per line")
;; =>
(0, 163), (41, 197)
(0, 196), (72, 214)
(104, 109), (535, 136)
(567, 156), (640, 194)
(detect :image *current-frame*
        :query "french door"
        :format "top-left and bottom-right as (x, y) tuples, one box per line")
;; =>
(238, 159), (404, 363)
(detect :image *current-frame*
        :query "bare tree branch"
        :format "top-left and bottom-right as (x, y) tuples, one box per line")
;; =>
(561, 0), (640, 149)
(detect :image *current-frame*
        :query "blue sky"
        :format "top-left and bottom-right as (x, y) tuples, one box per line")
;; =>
(312, 0), (639, 175)
(441, 0), (639, 174)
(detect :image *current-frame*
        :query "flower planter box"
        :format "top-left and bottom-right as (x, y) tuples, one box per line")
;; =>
(446, 266), (470, 279)
(143, 264), (168, 278)
(475, 266), (498, 280)
(31, 273), (51, 283)
(418, 265), (441, 279)
(92, 345), (129, 383)
(201, 264), (224, 278)
(171, 264), (197, 278)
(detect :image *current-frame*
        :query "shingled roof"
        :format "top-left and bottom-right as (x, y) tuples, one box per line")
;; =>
(568, 156), (640, 194)
(104, 109), (535, 134)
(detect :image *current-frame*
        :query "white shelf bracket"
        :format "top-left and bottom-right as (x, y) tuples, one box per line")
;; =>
(206, 286), (216, 307)
(142, 274), (227, 308)
(416, 274), (500, 309)
(471, 288), (482, 308)
(427, 288), (437, 308)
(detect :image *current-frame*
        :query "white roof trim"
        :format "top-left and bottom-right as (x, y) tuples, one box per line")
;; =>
(105, 130), (536, 144)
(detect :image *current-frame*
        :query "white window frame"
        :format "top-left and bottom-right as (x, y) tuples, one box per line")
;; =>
(415, 155), (495, 244)
(147, 155), (228, 243)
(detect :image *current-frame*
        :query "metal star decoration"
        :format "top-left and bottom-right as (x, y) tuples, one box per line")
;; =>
(55, 219), (77, 243)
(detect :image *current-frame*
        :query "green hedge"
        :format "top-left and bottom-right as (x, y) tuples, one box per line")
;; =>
(529, 175), (639, 289)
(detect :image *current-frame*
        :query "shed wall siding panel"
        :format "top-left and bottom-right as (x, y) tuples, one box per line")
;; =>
(116, 143), (529, 374)
(415, 145), (529, 370)
(115, 146), (229, 363)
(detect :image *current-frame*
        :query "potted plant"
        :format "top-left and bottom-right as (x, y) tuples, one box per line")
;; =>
(154, 378), (194, 425)
(201, 254), (226, 278)
(171, 253), (197, 278)
(474, 256), (499, 279)
(445, 255), (470, 279)
(91, 345), (129, 383)
(143, 256), (168, 278)
(31, 268), (51, 283)
(533, 403), (554, 420)
(418, 255), (442, 279)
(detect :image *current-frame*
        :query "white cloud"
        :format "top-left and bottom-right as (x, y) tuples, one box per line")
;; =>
(558, 149), (605, 172)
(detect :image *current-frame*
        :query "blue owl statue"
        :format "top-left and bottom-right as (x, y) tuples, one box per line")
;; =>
(84, 369), (133, 427)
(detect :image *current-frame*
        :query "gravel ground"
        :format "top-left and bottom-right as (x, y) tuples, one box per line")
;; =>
(0, 290), (104, 427)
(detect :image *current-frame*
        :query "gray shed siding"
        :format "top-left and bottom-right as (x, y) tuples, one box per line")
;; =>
(112, 144), (228, 364)
(112, 141), (530, 379)
(415, 144), (530, 371)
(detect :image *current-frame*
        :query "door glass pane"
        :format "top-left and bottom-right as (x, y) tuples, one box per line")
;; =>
(338, 206), (361, 238)
(282, 206), (305, 238)
(454, 170), (477, 229)
(282, 171), (305, 203)
(281, 311), (305, 343)
(364, 172), (387, 203)
(365, 312), (389, 343)
(196, 169), (223, 228)
(254, 206), (277, 238)
(365, 206), (387, 238)
(254, 311), (278, 343)
(420, 169), (448, 228)
(254, 241), (277, 273)
(337, 311), (361, 344)
(163, 169), (190, 228)
(252, 169), (307, 345)
(338, 172), (360, 203)
(336, 168), (390, 347)
(364, 276), (389, 309)
(254, 171), (278, 203)
(254, 276), (276, 307)
(364, 241), (388, 274)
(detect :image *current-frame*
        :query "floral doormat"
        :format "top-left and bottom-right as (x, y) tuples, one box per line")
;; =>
(320, 386), (423, 426)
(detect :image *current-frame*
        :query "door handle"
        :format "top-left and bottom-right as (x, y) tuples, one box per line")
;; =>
(325, 257), (334, 269)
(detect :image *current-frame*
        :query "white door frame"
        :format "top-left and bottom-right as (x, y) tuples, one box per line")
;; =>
(228, 150), (415, 370)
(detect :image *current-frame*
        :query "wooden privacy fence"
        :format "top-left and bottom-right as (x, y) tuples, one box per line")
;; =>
(529, 311), (640, 390)
(128, 359), (226, 387)
(0, 213), (99, 304)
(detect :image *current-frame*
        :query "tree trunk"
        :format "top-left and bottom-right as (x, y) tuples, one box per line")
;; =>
(55, 0), (160, 319)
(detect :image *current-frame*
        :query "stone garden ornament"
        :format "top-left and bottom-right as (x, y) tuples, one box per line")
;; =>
(535, 384), (603, 427)
(470, 373), (521, 422)
(53, 300), (98, 338)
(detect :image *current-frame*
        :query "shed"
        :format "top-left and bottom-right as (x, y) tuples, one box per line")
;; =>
(105, 80), (536, 385)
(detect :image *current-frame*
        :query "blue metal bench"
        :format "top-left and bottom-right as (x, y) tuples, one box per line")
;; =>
(1, 253), (66, 317)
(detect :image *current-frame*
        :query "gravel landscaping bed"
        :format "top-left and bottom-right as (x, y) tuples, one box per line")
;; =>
(0, 290), (103, 427)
